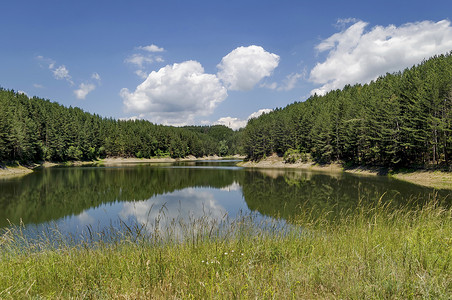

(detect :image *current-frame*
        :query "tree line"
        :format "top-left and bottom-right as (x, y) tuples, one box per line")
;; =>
(2, 52), (451, 167)
(0, 89), (239, 162)
(241, 53), (452, 167)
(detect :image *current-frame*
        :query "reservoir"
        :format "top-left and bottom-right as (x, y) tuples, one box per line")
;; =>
(0, 160), (450, 240)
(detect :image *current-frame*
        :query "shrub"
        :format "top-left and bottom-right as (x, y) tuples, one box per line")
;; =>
(283, 148), (311, 164)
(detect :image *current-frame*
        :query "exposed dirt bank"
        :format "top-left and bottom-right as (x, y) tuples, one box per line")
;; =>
(237, 155), (343, 173)
(0, 164), (34, 178)
(390, 171), (452, 190)
(237, 154), (452, 190)
(99, 155), (243, 165)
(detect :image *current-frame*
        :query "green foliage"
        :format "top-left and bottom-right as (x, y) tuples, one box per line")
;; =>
(183, 125), (241, 156)
(1, 199), (450, 298)
(241, 53), (452, 167)
(283, 148), (301, 163)
(218, 140), (229, 157)
(98, 146), (106, 158)
(66, 146), (83, 161)
(0, 89), (240, 163)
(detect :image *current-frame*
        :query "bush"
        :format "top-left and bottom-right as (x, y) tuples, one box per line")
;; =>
(283, 148), (310, 164)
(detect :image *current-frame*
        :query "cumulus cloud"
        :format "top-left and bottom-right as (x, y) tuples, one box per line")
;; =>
(120, 60), (227, 125)
(215, 108), (273, 130)
(74, 83), (96, 99)
(310, 19), (452, 95)
(17, 90), (28, 96)
(217, 45), (280, 91)
(215, 117), (247, 131)
(138, 44), (165, 52)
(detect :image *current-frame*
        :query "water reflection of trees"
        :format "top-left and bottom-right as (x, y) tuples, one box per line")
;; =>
(241, 170), (451, 221)
(0, 166), (239, 227)
(1, 165), (449, 228)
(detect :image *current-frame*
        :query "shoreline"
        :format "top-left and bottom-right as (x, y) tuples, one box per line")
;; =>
(237, 155), (452, 190)
(0, 164), (34, 178)
(1, 155), (450, 190)
(99, 155), (242, 165)
(0, 155), (245, 178)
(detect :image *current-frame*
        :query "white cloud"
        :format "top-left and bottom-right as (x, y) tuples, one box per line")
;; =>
(36, 55), (54, 68)
(74, 83), (96, 99)
(48, 64), (74, 86)
(91, 72), (101, 81)
(52, 65), (72, 82)
(36, 56), (74, 85)
(280, 72), (304, 91)
(248, 108), (273, 119)
(335, 18), (359, 29)
(215, 108), (273, 130)
(126, 45), (165, 78)
(215, 117), (247, 131)
(17, 90), (28, 96)
(125, 54), (154, 68)
(138, 44), (165, 52)
(217, 45), (280, 91)
(310, 19), (452, 95)
(261, 82), (278, 90)
(134, 70), (148, 79)
(33, 83), (44, 89)
(120, 60), (228, 125)
(262, 71), (305, 91)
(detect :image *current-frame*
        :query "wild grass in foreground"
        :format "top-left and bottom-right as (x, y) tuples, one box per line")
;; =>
(0, 198), (451, 299)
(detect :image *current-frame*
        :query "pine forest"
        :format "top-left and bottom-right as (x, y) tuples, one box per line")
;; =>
(1, 53), (452, 168)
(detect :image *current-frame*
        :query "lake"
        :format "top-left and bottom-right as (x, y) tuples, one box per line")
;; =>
(0, 160), (450, 240)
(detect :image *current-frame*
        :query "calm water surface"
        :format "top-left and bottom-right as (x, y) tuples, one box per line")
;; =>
(0, 160), (450, 238)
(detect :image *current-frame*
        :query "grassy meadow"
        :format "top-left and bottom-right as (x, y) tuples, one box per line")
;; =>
(0, 197), (451, 299)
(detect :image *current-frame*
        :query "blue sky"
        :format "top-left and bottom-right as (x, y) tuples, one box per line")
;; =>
(1, 0), (452, 129)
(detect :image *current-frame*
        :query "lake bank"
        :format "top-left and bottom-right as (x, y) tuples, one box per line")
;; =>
(0, 155), (245, 178)
(98, 155), (243, 165)
(2, 155), (450, 190)
(0, 164), (34, 178)
(237, 155), (452, 190)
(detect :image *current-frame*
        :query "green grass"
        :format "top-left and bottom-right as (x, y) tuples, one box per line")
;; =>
(1, 199), (451, 299)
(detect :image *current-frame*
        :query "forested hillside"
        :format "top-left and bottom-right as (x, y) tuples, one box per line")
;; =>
(0, 89), (238, 162)
(2, 53), (451, 167)
(242, 53), (452, 167)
